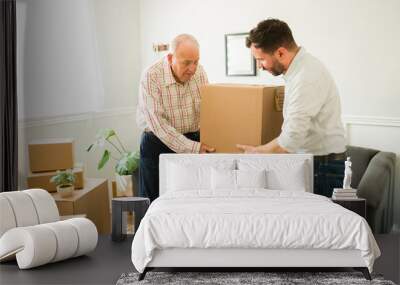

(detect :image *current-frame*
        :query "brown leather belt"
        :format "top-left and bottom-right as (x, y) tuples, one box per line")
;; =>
(144, 130), (200, 136)
(314, 152), (346, 162)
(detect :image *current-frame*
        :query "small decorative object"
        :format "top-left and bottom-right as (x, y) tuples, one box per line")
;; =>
(332, 157), (357, 199)
(225, 33), (256, 76)
(343, 157), (353, 189)
(50, 170), (76, 197)
(87, 129), (140, 195)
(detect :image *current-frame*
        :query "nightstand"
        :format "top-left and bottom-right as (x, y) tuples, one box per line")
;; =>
(331, 198), (366, 218)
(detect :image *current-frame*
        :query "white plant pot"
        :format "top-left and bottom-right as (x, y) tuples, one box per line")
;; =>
(56, 184), (74, 198)
(115, 173), (133, 196)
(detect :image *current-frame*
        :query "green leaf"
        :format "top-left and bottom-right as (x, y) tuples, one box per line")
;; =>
(105, 129), (116, 140)
(98, 150), (110, 170)
(114, 151), (139, 175)
(86, 144), (94, 152)
(132, 150), (140, 160)
(127, 152), (139, 172)
(50, 170), (76, 186)
(96, 128), (115, 140)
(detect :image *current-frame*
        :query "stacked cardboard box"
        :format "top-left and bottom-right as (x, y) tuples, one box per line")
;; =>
(27, 167), (84, 192)
(26, 138), (111, 233)
(28, 138), (74, 172)
(27, 138), (84, 191)
(52, 178), (111, 234)
(200, 84), (284, 153)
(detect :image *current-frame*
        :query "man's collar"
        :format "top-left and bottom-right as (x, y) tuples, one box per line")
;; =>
(283, 47), (305, 81)
(163, 57), (178, 86)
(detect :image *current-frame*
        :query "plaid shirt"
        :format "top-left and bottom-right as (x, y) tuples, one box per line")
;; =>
(136, 57), (208, 153)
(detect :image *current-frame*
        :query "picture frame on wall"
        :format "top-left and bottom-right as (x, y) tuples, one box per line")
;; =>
(225, 33), (256, 76)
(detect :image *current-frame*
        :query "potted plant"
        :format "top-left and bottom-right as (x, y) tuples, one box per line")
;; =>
(50, 170), (76, 198)
(87, 128), (139, 195)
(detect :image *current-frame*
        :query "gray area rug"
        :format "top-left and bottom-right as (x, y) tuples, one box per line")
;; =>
(116, 271), (396, 285)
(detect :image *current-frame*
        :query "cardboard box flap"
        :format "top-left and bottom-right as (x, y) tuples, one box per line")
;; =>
(202, 83), (282, 89)
(29, 138), (74, 145)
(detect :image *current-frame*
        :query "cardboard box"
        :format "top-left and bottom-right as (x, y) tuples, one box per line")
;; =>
(27, 166), (84, 192)
(28, 138), (74, 173)
(52, 178), (111, 234)
(200, 84), (284, 153)
(111, 177), (138, 198)
(59, 214), (87, 220)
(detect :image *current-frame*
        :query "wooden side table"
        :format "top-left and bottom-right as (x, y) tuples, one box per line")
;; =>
(332, 198), (366, 218)
(112, 197), (150, 241)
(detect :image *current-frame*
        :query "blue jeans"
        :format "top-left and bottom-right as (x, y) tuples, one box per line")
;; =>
(139, 131), (200, 202)
(313, 157), (345, 197)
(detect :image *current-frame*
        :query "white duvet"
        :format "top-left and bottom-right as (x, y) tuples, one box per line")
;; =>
(131, 189), (380, 273)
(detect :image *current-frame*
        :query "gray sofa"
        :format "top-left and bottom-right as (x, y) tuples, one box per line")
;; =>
(346, 145), (397, 233)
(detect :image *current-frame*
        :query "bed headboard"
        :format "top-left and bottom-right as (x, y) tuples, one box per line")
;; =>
(159, 154), (313, 195)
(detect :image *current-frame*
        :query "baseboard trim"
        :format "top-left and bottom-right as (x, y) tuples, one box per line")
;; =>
(19, 107), (136, 128)
(342, 115), (400, 128)
(19, 113), (400, 129)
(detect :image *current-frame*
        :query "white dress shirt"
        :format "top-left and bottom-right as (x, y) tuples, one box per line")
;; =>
(277, 47), (346, 155)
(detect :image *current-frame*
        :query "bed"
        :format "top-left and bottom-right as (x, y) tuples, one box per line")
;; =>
(131, 154), (380, 280)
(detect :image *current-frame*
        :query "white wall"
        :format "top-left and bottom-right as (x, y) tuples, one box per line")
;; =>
(17, 0), (141, 120)
(17, 0), (141, 191)
(92, 0), (141, 110)
(139, 0), (400, 230)
(139, 0), (400, 117)
(17, 0), (102, 120)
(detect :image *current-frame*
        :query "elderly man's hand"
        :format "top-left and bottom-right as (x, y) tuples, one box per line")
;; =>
(200, 143), (215, 153)
(236, 144), (259, 153)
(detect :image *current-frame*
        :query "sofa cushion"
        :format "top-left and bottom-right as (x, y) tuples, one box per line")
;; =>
(346, 145), (379, 188)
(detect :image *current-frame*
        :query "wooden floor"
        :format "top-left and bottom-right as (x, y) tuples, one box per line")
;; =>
(0, 235), (135, 285)
(0, 234), (398, 285)
(374, 234), (400, 283)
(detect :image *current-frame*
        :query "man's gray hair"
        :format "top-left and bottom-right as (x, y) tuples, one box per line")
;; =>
(169, 34), (199, 54)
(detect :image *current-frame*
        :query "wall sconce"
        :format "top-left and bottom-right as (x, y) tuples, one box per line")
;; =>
(153, 43), (169, 53)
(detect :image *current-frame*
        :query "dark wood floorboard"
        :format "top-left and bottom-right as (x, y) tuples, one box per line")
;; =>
(0, 235), (135, 285)
(1, 234), (398, 284)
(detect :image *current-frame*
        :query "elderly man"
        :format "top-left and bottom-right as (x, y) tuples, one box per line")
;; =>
(237, 19), (346, 197)
(136, 34), (215, 202)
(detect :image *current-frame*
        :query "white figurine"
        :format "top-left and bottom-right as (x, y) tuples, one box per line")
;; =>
(343, 157), (352, 189)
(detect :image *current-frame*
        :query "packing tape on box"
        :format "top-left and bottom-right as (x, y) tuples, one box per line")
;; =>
(274, 88), (285, 112)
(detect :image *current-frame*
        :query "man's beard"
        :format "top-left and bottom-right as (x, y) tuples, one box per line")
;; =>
(265, 58), (285, 76)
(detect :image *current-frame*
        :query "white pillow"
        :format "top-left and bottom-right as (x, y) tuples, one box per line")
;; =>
(211, 168), (236, 190)
(168, 163), (209, 191)
(211, 169), (267, 190)
(167, 159), (235, 191)
(236, 169), (267, 189)
(238, 158), (308, 191)
(266, 165), (306, 191)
